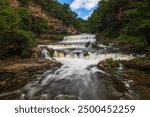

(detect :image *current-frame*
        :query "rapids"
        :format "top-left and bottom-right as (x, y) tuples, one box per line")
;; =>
(24, 34), (137, 100)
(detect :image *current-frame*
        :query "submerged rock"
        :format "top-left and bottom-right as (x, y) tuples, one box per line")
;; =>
(31, 94), (48, 100)
(54, 95), (81, 100)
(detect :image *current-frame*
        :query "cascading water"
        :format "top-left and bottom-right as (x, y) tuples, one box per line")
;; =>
(24, 34), (136, 100)
(41, 49), (49, 58)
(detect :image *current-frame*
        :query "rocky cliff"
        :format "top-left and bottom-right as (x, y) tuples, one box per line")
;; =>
(9, 0), (77, 35)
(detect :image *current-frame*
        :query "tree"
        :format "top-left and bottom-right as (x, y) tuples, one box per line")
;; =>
(32, 17), (49, 35)
(0, 0), (36, 57)
(86, 0), (150, 48)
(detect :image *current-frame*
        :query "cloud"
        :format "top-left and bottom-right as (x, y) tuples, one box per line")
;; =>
(89, 10), (94, 16)
(78, 11), (81, 15)
(70, 0), (100, 10)
(82, 15), (89, 20)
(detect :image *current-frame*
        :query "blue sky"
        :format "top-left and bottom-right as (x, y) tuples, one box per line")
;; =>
(58, 0), (100, 20)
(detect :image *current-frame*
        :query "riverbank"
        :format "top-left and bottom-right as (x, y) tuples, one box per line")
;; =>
(0, 55), (62, 95)
(96, 33), (150, 56)
(97, 58), (150, 99)
(96, 33), (150, 99)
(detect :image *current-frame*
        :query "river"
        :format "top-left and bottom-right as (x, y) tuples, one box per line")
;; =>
(23, 34), (138, 100)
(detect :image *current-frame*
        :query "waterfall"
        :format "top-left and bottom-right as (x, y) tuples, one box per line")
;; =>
(23, 34), (137, 100)
(41, 49), (49, 58)
(62, 34), (96, 43)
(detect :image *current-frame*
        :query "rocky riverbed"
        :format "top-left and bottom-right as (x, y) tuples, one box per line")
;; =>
(0, 56), (62, 98)
(0, 34), (150, 100)
(97, 58), (150, 99)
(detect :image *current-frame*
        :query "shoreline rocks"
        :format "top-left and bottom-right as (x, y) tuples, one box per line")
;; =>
(0, 57), (62, 94)
(97, 57), (150, 100)
(54, 95), (81, 100)
(124, 58), (150, 70)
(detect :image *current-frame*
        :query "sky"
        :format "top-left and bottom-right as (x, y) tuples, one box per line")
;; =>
(58, 0), (100, 20)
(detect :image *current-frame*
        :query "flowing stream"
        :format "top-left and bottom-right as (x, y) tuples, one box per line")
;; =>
(24, 34), (137, 100)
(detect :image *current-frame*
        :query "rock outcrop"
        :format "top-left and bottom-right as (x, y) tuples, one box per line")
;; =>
(124, 58), (150, 70)
(9, 0), (77, 35)
(54, 95), (81, 100)
(0, 57), (62, 93)
(97, 57), (150, 99)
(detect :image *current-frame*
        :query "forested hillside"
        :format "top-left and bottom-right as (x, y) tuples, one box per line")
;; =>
(19, 0), (82, 32)
(85, 0), (150, 50)
(0, 0), (82, 58)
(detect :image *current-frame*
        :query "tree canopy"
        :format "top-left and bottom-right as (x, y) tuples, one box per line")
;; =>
(85, 0), (150, 48)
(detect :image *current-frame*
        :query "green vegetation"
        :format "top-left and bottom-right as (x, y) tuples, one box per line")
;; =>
(1, 0), (149, 58)
(53, 35), (65, 41)
(104, 58), (119, 69)
(30, 0), (82, 31)
(0, 0), (35, 57)
(85, 0), (150, 49)
(48, 48), (55, 57)
(103, 39), (110, 46)
(32, 17), (49, 35)
(0, 0), (83, 58)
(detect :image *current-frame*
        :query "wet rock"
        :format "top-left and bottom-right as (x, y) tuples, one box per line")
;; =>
(104, 81), (124, 100)
(121, 90), (138, 100)
(83, 52), (89, 57)
(54, 95), (81, 100)
(111, 79), (127, 93)
(31, 94), (48, 100)
(32, 47), (42, 57)
(0, 57), (62, 93)
(0, 90), (23, 100)
(120, 70), (150, 99)
(31, 53), (38, 58)
(125, 58), (150, 70)
(97, 58), (120, 72)
(0, 58), (62, 74)
(0, 81), (7, 87)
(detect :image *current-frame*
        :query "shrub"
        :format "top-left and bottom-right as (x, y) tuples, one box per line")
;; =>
(118, 34), (147, 48)
(103, 39), (110, 46)
(15, 29), (36, 57)
(104, 58), (119, 68)
(0, 2), (36, 57)
(103, 29), (119, 38)
(32, 17), (49, 35)
(48, 48), (55, 57)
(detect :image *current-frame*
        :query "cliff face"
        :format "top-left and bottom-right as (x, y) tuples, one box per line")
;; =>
(9, 0), (77, 35)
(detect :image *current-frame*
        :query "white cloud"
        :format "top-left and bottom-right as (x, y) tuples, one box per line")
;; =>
(70, 0), (100, 10)
(82, 15), (89, 20)
(89, 10), (94, 16)
(78, 11), (81, 15)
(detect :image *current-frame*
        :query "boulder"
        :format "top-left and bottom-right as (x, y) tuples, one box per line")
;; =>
(125, 58), (150, 70)
(54, 95), (81, 100)
(31, 94), (48, 100)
